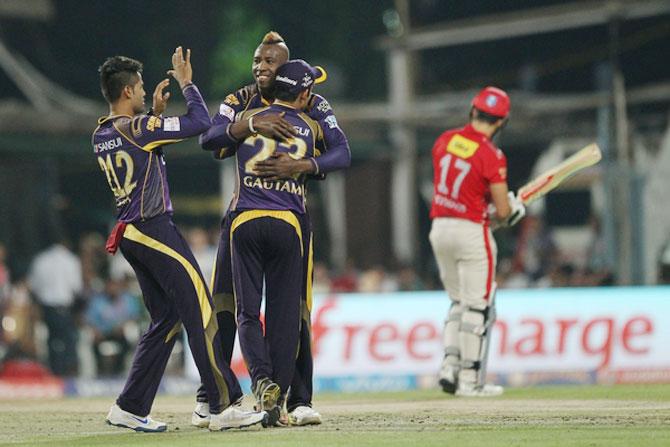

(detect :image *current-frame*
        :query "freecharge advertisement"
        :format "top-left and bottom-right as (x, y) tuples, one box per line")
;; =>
(18, 286), (666, 398)
(305, 287), (670, 387)
(187, 287), (670, 390)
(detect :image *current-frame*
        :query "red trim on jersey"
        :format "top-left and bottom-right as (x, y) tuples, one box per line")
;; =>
(482, 224), (494, 301)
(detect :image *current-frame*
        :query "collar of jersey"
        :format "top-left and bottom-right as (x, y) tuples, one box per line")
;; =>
(97, 114), (133, 125)
(463, 123), (488, 141)
(272, 101), (297, 110)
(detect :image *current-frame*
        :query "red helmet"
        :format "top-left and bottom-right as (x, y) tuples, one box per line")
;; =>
(471, 86), (510, 118)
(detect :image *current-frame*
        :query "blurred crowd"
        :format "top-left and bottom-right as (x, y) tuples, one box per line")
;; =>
(0, 214), (658, 379)
(0, 226), (225, 379)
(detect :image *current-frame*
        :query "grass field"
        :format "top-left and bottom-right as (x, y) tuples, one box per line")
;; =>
(1, 384), (669, 446)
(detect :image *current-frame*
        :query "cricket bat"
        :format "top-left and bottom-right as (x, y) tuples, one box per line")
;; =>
(517, 143), (602, 205)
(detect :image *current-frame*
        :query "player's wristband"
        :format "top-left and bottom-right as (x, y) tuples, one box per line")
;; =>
(308, 157), (320, 175)
(248, 117), (257, 134)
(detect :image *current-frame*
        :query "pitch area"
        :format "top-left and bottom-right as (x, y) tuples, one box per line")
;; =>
(0, 384), (668, 446)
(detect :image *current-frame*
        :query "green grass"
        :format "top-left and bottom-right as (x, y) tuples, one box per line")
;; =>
(1, 384), (669, 446)
(335, 383), (670, 402)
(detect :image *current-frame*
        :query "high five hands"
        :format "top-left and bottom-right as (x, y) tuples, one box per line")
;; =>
(151, 46), (193, 115)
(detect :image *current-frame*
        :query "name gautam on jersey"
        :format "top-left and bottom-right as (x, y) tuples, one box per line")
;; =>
(242, 176), (304, 196)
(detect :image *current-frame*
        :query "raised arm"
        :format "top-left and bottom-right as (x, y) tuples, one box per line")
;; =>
(129, 47), (210, 150)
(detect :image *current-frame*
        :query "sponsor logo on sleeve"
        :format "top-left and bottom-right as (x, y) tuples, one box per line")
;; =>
(224, 94), (240, 106)
(499, 167), (507, 180)
(146, 116), (162, 132)
(316, 99), (332, 114)
(324, 115), (339, 129)
(219, 103), (235, 121)
(163, 117), (181, 132)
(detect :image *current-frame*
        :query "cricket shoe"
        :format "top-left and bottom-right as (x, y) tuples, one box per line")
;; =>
(254, 377), (281, 427)
(191, 401), (210, 428)
(455, 382), (504, 397)
(192, 396), (248, 428)
(438, 369), (458, 395)
(439, 377), (458, 395)
(106, 404), (167, 432)
(288, 406), (322, 426)
(209, 405), (267, 431)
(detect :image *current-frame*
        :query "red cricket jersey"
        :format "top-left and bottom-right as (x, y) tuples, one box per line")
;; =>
(429, 124), (507, 223)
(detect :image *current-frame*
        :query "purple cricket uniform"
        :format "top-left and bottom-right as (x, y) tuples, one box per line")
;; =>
(196, 84), (350, 410)
(230, 102), (341, 395)
(92, 83), (242, 416)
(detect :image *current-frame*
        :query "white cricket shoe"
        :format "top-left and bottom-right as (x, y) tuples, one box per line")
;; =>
(106, 403), (167, 432)
(288, 406), (322, 426)
(208, 405), (267, 431)
(191, 402), (210, 428)
(455, 382), (504, 397)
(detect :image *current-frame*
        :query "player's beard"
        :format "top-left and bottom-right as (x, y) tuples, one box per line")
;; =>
(132, 101), (145, 115)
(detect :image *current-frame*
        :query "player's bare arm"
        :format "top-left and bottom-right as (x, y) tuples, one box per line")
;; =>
(490, 182), (511, 220)
(254, 152), (315, 181)
(151, 78), (171, 115)
(229, 112), (297, 142)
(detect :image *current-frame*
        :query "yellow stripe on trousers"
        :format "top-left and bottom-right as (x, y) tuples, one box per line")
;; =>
(230, 210), (303, 256)
(306, 234), (314, 313)
(165, 321), (182, 343)
(123, 224), (231, 407)
(229, 210), (304, 327)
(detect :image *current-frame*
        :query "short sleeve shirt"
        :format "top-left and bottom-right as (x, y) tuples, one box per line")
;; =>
(429, 124), (507, 223)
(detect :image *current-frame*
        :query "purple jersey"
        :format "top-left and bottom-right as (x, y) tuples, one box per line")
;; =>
(230, 103), (333, 214)
(199, 83), (350, 173)
(92, 84), (211, 223)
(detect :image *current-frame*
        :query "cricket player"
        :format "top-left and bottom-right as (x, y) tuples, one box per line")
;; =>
(193, 31), (350, 427)
(429, 86), (525, 397)
(219, 59), (348, 426)
(93, 48), (266, 431)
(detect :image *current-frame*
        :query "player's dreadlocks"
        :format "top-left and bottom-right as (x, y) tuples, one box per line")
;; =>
(260, 31), (290, 58)
(99, 56), (143, 103)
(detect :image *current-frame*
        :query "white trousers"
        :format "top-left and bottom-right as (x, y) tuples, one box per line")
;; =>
(429, 217), (497, 309)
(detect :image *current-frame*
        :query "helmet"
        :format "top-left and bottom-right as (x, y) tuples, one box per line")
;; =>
(471, 86), (510, 118)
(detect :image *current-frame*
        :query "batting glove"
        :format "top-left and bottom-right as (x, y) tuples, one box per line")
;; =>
(505, 191), (526, 227)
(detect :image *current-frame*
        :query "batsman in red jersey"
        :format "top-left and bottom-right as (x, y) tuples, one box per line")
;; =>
(429, 86), (525, 397)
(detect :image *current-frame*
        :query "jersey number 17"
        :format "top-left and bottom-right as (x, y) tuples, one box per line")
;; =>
(437, 153), (471, 199)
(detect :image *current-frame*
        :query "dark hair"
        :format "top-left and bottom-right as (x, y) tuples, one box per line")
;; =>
(470, 107), (504, 125)
(274, 88), (301, 102)
(98, 56), (143, 103)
